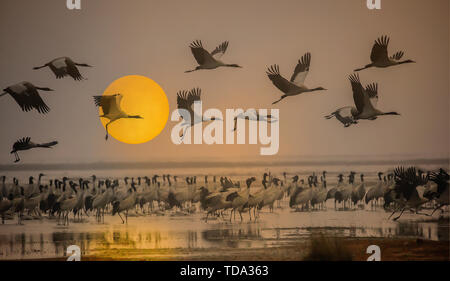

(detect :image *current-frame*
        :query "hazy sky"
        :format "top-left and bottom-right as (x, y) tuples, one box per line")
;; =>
(0, 0), (448, 164)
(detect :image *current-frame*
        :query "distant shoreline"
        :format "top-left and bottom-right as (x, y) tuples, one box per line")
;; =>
(0, 158), (448, 171)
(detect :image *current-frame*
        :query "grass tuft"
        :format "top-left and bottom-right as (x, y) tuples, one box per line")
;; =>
(304, 234), (353, 261)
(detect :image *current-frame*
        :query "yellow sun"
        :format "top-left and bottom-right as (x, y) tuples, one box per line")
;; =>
(99, 75), (169, 144)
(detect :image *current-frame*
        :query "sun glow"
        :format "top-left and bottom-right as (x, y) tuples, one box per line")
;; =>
(99, 75), (169, 144)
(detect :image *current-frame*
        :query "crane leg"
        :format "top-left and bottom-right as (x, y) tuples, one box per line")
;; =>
(105, 122), (112, 140)
(429, 204), (445, 216)
(118, 212), (125, 224)
(14, 152), (20, 163)
(180, 125), (189, 141)
(393, 208), (406, 221)
(388, 205), (402, 219)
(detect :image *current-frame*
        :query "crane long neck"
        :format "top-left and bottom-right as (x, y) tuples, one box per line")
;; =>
(398, 60), (413, 65)
(35, 87), (52, 92)
(225, 64), (241, 68)
(33, 64), (48, 70)
(308, 87), (324, 92)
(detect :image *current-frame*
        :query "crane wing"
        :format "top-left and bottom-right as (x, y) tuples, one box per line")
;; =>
(429, 170), (449, 194)
(365, 83), (379, 108)
(49, 57), (69, 79)
(4, 85), (32, 112)
(23, 83), (50, 114)
(349, 74), (366, 114)
(188, 87), (201, 104)
(65, 57), (84, 81)
(13, 137), (31, 149)
(290, 52), (311, 85)
(93, 94), (123, 116)
(177, 88), (201, 119)
(393, 166), (424, 199)
(390, 51), (404, 61)
(210, 41), (229, 59)
(176, 90), (193, 118)
(266, 65), (295, 94)
(370, 36), (390, 63)
(189, 40), (216, 66)
(336, 106), (355, 118)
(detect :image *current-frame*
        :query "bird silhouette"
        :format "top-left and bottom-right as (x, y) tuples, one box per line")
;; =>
(355, 35), (415, 71)
(176, 88), (220, 139)
(185, 40), (241, 72)
(1, 82), (52, 114)
(326, 73), (399, 125)
(33, 57), (92, 81)
(11, 137), (58, 163)
(232, 109), (278, 132)
(267, 53), (326, 105)
(93, 94), (144, 140)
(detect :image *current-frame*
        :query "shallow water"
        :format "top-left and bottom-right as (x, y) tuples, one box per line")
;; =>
(0, 205), (448, 260)
(0, 162), (448, 260)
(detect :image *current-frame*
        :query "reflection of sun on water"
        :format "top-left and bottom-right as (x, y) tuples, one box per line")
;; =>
(99, 75), (169, 144)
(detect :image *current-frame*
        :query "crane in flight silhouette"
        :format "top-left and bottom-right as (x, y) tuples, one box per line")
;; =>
(93, 94), (143, 140)
(11, 137), (58, 163)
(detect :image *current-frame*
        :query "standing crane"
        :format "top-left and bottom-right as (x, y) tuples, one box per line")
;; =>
(112, 183), (138, 224)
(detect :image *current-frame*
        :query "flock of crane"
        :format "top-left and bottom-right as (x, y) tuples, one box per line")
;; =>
(1, 33), (444, 227)
(0, 166), (447, 225)
(1, 35), (414, 161)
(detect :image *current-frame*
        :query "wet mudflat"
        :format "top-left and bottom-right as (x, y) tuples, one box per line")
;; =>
(0, 205), (448, 261)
